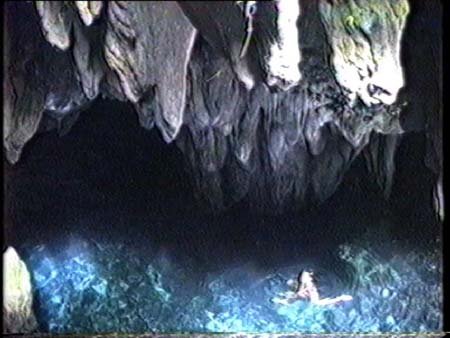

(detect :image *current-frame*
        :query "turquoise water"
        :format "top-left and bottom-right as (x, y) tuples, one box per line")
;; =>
(23, 234), (441, 334)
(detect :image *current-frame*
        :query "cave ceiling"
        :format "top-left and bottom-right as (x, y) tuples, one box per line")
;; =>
(2, 1), (443, 217)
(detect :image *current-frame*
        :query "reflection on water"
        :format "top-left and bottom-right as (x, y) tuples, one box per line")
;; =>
(23, 234), (441, 334)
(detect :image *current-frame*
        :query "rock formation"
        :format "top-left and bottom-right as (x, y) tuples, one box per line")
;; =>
(3, 246), (38, 334)
(3, 1), (442, 216)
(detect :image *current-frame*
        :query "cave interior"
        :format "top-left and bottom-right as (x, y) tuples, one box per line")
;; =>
(3, 0), (443, 335)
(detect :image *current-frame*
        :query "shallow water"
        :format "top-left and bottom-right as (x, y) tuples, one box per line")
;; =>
(20, 220), (442, 334)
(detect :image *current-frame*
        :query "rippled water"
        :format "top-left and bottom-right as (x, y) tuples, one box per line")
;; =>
(21, 231), (442, 334)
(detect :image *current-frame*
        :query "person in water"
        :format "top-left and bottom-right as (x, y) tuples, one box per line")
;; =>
(272, 270), (353, 306)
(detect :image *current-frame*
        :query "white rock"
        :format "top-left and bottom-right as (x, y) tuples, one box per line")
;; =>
(3, 247), (38, 334)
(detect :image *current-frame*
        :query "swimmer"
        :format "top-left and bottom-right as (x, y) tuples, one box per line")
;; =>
(272, 270), (353, 306)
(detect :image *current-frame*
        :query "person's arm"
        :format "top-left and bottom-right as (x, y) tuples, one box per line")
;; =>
(311, 294), (353, 306)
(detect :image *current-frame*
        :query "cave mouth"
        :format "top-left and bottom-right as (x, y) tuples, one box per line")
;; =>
(4, 97), (442, 334)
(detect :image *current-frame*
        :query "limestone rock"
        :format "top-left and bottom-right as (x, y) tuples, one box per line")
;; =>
(35, 1), (74, 51)
(3, 247), (38, 334)
(2, 1), (442, 215)
(318, 0), (410, 106)
(74, 1), (103, 26)
(104, 1), (197, 142)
